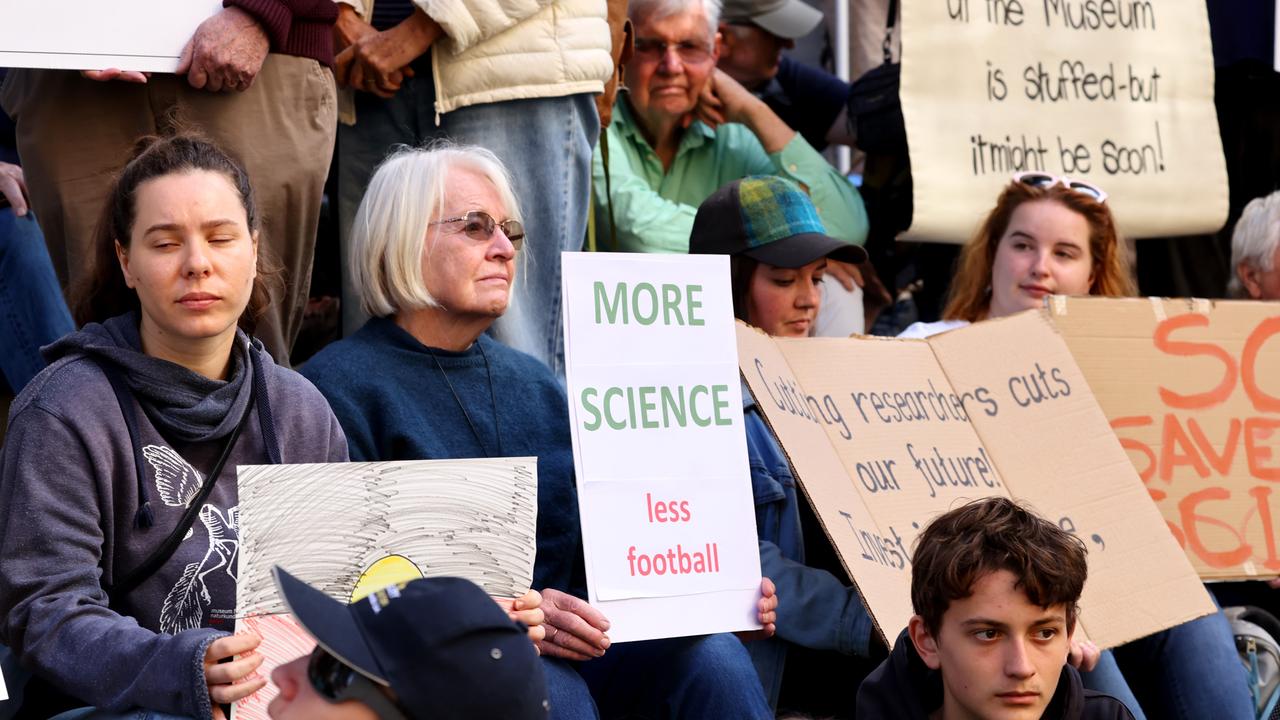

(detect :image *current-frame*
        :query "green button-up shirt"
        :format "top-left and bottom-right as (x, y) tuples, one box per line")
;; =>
(592, 97), (869, 254)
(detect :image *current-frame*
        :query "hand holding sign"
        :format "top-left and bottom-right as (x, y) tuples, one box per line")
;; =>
(495, 590), (547, 647)
(735, 577), (779, 642)
(177, 7), (270, 92)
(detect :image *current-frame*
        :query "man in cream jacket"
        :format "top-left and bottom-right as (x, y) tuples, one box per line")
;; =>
(332, 0), (614, 378)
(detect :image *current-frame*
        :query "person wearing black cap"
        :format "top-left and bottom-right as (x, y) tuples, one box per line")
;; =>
(690, 175), (877, 716)
(717, 0), (855, 152)
(268, 566), (549, 720)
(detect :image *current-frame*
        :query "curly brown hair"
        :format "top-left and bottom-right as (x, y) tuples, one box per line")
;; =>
(911, 497), (1088, 638)
(71, 133), (279, 333)
(943, 180), (1135, 322)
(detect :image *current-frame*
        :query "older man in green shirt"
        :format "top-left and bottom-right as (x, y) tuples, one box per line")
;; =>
(591, 0), (868, 257)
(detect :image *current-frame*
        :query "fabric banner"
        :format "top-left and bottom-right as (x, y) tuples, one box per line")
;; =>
(899, 0), (1226, 242)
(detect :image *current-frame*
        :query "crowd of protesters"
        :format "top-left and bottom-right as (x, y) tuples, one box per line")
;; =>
(0, 0), (1278, 719)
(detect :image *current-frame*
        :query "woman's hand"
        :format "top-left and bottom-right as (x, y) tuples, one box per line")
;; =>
(204, 632), (266, 719)
(735, 577), (778, 642)
(495, 589), (547, 647)
(535, 587), (611, 661)
(1068, 637), (1100, 672)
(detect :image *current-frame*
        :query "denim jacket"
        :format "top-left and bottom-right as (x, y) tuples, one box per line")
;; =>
(743, 385), (874, 708)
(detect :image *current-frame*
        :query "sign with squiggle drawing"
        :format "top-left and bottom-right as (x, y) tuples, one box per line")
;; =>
(231, 457), (537, 719)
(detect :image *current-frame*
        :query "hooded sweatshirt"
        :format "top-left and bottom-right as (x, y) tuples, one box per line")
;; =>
(0, 313), (347, 718)
(857, 630), (1134, 720)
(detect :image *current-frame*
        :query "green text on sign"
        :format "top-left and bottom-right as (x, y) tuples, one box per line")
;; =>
(581, 385), (734, 430)
(594, 282), (706, 326)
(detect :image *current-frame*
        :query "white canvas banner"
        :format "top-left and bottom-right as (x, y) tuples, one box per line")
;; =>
(899, 0), (1227, 242)
(0, 1), (220, 72)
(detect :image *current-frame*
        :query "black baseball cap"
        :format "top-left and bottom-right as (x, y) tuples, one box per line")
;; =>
(689, 176), (867, 267)
(273, 566), (549, 720)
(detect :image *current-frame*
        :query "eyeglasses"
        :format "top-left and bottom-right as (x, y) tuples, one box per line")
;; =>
(308, 646), (410, 720)
(430, 211), (525, 249)
(1013, 172), (1108, 203)
(632, 38), (714, 65)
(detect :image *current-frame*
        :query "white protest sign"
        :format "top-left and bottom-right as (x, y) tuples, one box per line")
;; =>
(562, 252), (762, 642)
(899, 0), (1226, 241)
(0, 1), (221, 72)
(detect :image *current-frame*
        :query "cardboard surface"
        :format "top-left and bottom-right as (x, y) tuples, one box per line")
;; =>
(563, 253), (762, 643)
(739, 311), (1213, 647)
(0, 2), (221, 72)
(1050, 297), (1280, 580)
(898, 0), (1226, 242)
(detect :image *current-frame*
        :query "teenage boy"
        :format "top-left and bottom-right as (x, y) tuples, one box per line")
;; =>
(267, 566), (549, 719)
(857, 497), (1133, 720)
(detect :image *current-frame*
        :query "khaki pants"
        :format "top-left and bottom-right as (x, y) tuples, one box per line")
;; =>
(1, 55), (337, 364)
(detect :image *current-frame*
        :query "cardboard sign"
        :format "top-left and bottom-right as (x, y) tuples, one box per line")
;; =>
(739, 310), (1214, 647)
(0, 2), (221, 72)
(898, 0), (1226, 242)
(562, 253), (763, 643)
(1050, 297), (1280, 580)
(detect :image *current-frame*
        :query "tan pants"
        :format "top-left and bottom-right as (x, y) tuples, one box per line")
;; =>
(1, 55), (337, 364)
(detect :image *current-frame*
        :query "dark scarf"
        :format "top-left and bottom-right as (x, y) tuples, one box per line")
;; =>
(43, 312), (254, 443)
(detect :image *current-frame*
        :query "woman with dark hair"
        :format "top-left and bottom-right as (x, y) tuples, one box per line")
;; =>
(689, 175), (875, 716)
(899, 174), (1254, 720)
(0, 134), (348, 719)
(902, 173), (1133, 337)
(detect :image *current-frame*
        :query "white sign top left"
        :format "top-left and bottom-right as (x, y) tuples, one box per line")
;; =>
(0, 2), (222, 73)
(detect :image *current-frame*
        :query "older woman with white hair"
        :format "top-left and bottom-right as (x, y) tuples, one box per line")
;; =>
(1230, 190), (1280, 300)
(302, 144), (777, 720)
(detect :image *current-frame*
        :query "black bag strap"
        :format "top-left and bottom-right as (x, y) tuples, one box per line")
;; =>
(98, 362), (256, 604)
(883, 0), (899, 64)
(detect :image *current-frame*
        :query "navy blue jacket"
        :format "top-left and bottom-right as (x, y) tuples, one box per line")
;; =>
(301, 317), (585, 596)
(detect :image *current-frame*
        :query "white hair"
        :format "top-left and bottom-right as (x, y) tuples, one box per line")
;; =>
(1229, 190), (1280, 298)
(349, 143), (524, 318)
(628, 0), (722, 39)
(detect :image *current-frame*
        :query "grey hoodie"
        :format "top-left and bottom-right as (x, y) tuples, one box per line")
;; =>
(0, 314), (348, 718)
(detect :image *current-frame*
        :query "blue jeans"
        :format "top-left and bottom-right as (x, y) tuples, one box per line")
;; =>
(1112, 609), (1255, 720)
(543, 655), (600, 720)
(1081, 648), (1147, 720)
(573, 634), (771, 720)
(0, 209), (73, 393)
(337, 65), (599, 378)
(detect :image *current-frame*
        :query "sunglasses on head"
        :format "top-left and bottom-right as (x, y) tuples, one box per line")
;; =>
(1013, 172), (1108, 203)
(430, 210), (525, 249)
(308, 646), (410, 720)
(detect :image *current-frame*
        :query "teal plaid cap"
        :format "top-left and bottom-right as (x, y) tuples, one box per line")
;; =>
(689, 175), (866, 267)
